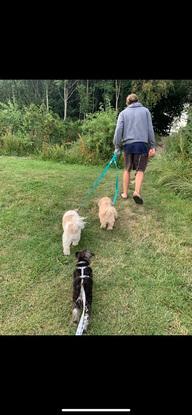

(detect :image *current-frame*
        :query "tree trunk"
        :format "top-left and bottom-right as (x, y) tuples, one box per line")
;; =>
(92, 86), (95, 112)
(115, 80), (121, 111)
(45, 81), (49, 112)
(64, 80), (68, 120)
(12, 81), (16, 104)
(86, 80), (89, 112)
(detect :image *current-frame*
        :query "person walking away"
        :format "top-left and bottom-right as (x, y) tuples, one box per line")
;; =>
(113, 93), (156, 204)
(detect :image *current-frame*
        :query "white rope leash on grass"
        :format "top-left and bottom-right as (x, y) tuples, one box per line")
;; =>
(75, 266), (90, 336)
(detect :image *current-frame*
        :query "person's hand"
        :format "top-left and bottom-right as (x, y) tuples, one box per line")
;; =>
(148, 148), (156, 158)
(114, 148), (121, 157)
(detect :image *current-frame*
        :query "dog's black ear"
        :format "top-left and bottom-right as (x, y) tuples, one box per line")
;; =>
(75, 251), (79, 258)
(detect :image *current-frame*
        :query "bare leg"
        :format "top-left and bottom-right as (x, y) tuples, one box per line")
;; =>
(134, 171), (144, 196)
(122, 169), (130, 198)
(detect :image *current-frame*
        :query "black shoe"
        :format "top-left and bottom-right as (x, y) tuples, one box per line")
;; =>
(133, 194), (143, 204)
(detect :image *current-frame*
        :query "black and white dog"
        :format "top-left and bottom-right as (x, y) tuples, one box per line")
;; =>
(72, 250), (95, 332)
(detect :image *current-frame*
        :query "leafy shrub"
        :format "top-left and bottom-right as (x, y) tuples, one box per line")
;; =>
(0, 101), (23, 136)
(0, 102), (82, 155)
(62, 119), (82, 143)
(0, 103), (118, 164)
(21, 104), (66, 147)
(80, 107), (117, 161)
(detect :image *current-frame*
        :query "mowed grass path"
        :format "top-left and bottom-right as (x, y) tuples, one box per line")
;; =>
(0, 155), (192, 335)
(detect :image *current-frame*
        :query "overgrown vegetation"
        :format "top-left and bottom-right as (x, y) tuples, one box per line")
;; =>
(0, 79), (191, 131)
(76, 106), (117, 163)
(151, 107), (192, 199)
(0, 102), (81, 156)
(0, 102), (117, 163)
(0, 81), (192, 198)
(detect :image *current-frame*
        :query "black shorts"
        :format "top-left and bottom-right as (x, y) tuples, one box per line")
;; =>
(124, 152), (148, 172)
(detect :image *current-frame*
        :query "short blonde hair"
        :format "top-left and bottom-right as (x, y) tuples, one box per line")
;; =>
(126, 93), (138, 105)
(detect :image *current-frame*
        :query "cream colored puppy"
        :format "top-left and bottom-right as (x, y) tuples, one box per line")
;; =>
(98, 197), (118, 230)
(62, 210), (86, 255)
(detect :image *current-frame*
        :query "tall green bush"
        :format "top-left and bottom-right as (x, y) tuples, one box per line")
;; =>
(80, 107), (117, 161)
(0, 102), (81, 155)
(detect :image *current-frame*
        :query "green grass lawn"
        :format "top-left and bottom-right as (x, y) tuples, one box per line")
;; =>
(0, 155), (192, 335)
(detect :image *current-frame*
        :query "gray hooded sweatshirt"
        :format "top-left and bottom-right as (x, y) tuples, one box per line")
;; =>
(113, 102), (156, 151)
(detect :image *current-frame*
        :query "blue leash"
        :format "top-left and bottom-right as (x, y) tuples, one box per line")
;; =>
(79, 153), (119, 207)
(112, 156), (119, 205)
